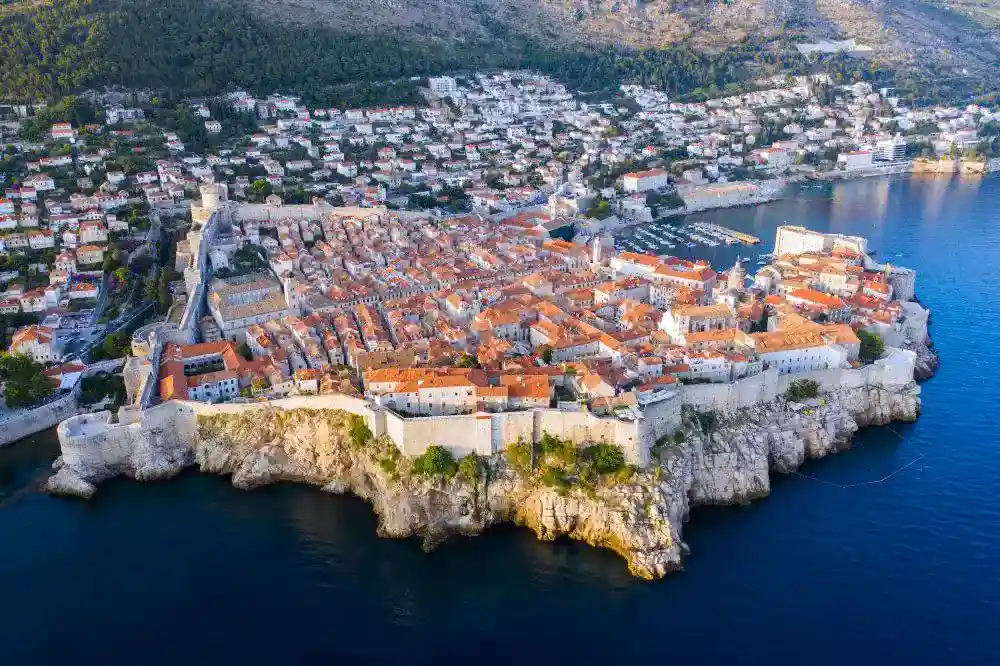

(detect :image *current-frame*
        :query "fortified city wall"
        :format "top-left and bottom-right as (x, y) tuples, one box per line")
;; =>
(55, 346), (915, 474)
(0, 390), (79, 447)
(0, 359), (127, 447)
(60, 389), (680, 471)
(682, 348), (915, 413)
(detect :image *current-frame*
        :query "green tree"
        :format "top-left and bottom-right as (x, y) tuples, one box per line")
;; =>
(786, 379), (820, 401)
(103, 248), (121, 273)
(540, 431), (577, 468)
(413, 445), (458, 479)
(99, 332), (130, 360)
(586, 199), (612, 220)
(455, 353), (480, 368)
(858, 330), (885, 363)
(0, 352), (54, 407)
(247, 178), (271, 202)
(540, 347), (554, 364)
(156, 270), (171, 313)
(144, 265), (160, 303)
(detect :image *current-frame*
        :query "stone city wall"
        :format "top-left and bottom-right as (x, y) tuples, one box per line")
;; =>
(84, 357), (127, 377)
(382, 398), (682, 467)
(0, 390), (79, 447)
(64, 389), (680, 469)
(173, 394), (385, 438)
(682, 348), (915, 414)
(56, 349), (910, 468)
(384, 410), (494, 458)
(60, 411), (143, 473)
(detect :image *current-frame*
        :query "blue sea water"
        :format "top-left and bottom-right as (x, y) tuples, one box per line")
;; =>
(2, 175), (999, 665)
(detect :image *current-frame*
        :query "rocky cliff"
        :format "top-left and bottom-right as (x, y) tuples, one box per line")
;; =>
(45, 376), (922, 579)
(912, 341), (940, 381)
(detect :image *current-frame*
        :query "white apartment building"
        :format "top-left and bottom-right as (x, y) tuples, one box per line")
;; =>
(623, 168), (670, 193)
(10, 325), (63, 364)
(428, 76), (458, 96)
(774, 226), (867, 258)
(186, 371), (240, 401)
(874, 136), (907, 162)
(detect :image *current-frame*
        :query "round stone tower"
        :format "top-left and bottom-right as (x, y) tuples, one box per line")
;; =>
(199, 183), (228, 210)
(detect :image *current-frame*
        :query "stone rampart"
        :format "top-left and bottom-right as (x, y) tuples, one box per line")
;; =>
(56, 350), (910, 469)
(60, 401), (192, 459)
(84, 357), (127, 377)
(0, 390), (79, 447)
(173, 394), (384, 438)
(385, 410), (494, 458)
(57, 388), (682, 470)
(683, 347), (915, 414)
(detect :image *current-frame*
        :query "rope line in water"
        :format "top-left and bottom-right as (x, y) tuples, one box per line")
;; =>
(791, 421), (928, 489)
(790, 453), (926, 489)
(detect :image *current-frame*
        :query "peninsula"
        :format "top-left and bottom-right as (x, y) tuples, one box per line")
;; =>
(44, 182), (938, 577)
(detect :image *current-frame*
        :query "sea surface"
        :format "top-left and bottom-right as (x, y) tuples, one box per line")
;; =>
(2, 175), (999, 665)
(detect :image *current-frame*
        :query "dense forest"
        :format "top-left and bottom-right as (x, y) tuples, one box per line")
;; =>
(0, 0), (991, 107)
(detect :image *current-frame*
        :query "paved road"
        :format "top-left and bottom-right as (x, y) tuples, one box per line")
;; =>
(88, 273), (111, 327)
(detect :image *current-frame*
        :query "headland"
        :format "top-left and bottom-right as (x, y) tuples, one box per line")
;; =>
(43, 191), (938, 577)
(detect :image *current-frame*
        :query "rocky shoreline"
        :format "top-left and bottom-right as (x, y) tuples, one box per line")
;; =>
(45, 339), (933, 579)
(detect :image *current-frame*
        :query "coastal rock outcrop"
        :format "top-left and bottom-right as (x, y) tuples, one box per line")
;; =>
(913, 343), (940, 381)
(45, 467), (97, 499)
(45, 375), (922, 578)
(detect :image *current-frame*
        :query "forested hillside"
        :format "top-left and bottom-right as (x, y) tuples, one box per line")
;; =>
(0, 0), (774, 104)
(0, 0), (997, 106)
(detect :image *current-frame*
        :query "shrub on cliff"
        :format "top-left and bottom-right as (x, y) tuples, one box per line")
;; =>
(540, 465), (570, 492)
(413, 445), (458, 480)
(582, 443), (626, 475)
(379, 456), (399, 481)
(786, 379), (820, 402)
(505, 439), (533, 476)
(458, 453), (482, 483)
(347, 414), (373, 450)
(694, 411), (717, 433)
(540, 431), (578, 468)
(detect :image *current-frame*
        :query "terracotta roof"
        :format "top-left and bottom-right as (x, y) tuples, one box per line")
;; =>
(788, 288), (846, 309)
(673, 304), (733, 319)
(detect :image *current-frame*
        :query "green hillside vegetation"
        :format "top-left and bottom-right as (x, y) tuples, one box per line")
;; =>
(0, 0), (763, 104)
(0, 1), (994, 107)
